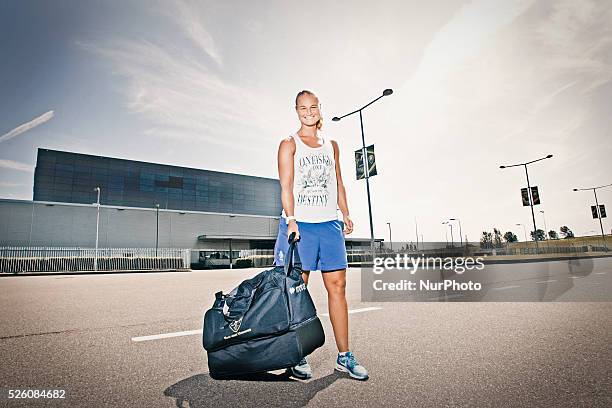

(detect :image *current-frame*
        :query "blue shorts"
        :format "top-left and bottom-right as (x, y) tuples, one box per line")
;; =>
(274, 219), (348, 272)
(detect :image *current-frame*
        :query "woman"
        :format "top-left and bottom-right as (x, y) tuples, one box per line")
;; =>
(273, 90), (369, 381)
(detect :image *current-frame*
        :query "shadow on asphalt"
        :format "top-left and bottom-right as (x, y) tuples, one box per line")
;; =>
(422, 257), (596, 302)
(164, 371), (344, 407)
(568, 257), (594, 276)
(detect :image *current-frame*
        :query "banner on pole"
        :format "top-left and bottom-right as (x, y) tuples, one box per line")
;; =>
(521, 188), (530, 206)
(355, 144), (377, 180)
(531, 186), (540, 205)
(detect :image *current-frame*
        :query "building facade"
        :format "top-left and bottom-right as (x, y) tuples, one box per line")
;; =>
(33, 148), (282, 216)
(0, 149), (375, 267)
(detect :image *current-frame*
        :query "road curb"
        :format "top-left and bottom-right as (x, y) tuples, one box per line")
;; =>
(0, 268), (192, 277)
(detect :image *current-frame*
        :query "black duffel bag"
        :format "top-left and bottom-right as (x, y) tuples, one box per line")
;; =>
(202, 232), (325, 379)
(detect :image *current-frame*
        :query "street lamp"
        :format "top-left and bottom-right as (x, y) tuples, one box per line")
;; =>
(516, 223), (527, 243)
(155, 203), (160, 256)
(573, 183), (612, 250)
(539, 210), (548, 239)
(442, 220), (454, 247)
(415, 218), (419, 251)
(536, 210), (550, 252)
(386, 222), (392, 252)
(94, 187), (101, 272)
(500, 154), (553, 253)
(333, 89), (393, 260)
(442, 221), (453, 247)
(449, 218), (463, 248)
(539, 210), (550, 252)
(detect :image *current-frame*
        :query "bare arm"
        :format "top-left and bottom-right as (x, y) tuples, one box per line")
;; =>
(331, 140), (353, 234)
(278, 137), (300, 239)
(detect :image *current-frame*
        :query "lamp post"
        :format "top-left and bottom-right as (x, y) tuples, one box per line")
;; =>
(539, 210), (550, 252)
(539, 210), (548, 239)
(155, 203), (160, 256)
(442, 221), (455, 248)
(332, 89), (393, 261)
(516, 223), (527, 243)
(500, 154), (553, 253)
(442, 220), (454, 247)
(415, 217), (419, 251)
(386, 222), (392, 252)
(573, 183), (612, 250)
(449, 218), (463, 248)
(94, 187), (101, 271)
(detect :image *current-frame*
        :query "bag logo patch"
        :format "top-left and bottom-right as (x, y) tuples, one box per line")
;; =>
(229, 317), (242, 333)
(289, 282), (306, 295)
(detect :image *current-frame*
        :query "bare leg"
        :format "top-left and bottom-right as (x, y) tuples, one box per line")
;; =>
(321, 269), (348, 352)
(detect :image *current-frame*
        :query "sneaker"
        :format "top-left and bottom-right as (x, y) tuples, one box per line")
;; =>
(335, 351), (369, 380)
(287, 357), (312, 379)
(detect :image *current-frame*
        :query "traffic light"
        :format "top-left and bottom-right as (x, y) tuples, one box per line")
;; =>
(592, 205), (599, 219)
(531, 186), (540, 205)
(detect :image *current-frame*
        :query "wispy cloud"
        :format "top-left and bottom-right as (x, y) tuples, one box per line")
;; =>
(533, 1), (612, 94)
(408, 0), (534, 83)
(0, 111), (54, 143)
(0, 159), (34, 172)
(165, 0), (223, 67)
(80, 1), (274, 150)
(393, 0), (612, 143)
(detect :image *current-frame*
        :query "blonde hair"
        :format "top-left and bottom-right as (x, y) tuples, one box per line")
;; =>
(295, 90), (323, 130)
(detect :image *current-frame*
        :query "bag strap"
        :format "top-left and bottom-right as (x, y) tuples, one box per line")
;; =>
(284, 231), (302, 276)
(222, 271), (266, 322)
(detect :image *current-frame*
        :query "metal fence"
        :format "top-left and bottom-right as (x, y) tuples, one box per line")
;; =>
(476, 245), (608, 256)
(0, 247), (190, 274)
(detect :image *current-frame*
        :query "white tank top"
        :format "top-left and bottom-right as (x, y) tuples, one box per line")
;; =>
(281, 132), (339, 223)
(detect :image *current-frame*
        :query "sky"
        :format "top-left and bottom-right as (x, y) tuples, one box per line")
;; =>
(1, 0), (611, 243)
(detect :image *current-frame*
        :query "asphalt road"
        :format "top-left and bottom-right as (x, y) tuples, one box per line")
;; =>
(362, 256), (612, 302)
(1, 259), (611, 407)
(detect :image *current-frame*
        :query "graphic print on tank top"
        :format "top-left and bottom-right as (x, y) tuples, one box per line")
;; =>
(295, 152), (333, 207)
(288, 132), (338, 223)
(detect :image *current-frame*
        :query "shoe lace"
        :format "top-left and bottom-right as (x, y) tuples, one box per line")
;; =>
(343, 352), (358, 368)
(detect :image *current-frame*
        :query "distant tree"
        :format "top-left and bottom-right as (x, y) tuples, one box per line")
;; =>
(480, 231), (493, 249)
(493, 228), (504, 248)
(530, 229), (546, 241)
(503, 231), (518, 243)
(560, 226), (574, 239)
(548, 230), (559, 240)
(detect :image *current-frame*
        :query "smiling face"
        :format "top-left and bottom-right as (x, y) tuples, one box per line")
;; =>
(295, 92), (321, 128)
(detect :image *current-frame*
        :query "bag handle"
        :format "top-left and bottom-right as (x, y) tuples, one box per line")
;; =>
(284, 231), (302, 276)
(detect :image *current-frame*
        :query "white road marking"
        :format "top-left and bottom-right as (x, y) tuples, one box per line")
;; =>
(536, 280), (557, 283)
(132, 307), (383, 342)
(570, 276), (583, 279)
(132, 329), (202, 342)
(320, 306), (382, 317)
(427, 293), (464, 300)
(492, 285), (521, 290)
(595, 272), (606, 275)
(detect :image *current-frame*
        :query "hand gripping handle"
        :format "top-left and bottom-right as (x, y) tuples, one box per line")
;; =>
(284, 232), (302, 276)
